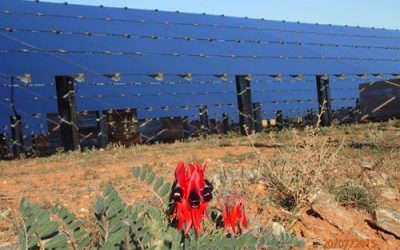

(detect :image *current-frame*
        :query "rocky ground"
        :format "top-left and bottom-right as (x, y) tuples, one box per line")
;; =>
(0, 121), (399, 249)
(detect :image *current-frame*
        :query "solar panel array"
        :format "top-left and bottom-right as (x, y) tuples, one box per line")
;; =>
(1, 0), (400, 142)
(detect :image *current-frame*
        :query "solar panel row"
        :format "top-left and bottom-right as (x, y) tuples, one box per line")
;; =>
(0, 0), (399, 143)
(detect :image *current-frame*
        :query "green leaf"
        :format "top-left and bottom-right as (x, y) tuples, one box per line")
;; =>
(27, 236), (39, 248)
(159, 183), (171, 198)
(148, 207), (160, 220)
(68, 220), (82, 231)
(132, 167), (140, 178)
(77, 236), (91, 249)
(27, 222), (39, 236)
(20, 198), (31, 213)
(104, 184), (115, 197)
(38, 221), (59, 238)
(146, 172), (156, 185)
(44, 234), (68, 249)
(107, 203), (123, 219)
(94, 197), (105, 214)
(58, 207), (68, 219)
(245, 234), (258, 247)
(17, 232), (27, 250)
(63, 214), (75, 225)
(235, 235), (247, 249)
(107, 228), (125, 245)
(153, 177), (164, 192)
(168, 228), (182, 250)
(135, 216), (145, 228)
(109, 220), (122, 234)
(73, 228), (85, 240)
(28, 205), (40, 216)
(140, 167), (147, 181)
(100, 241), (116, 250)
(36, 211), (50, 224)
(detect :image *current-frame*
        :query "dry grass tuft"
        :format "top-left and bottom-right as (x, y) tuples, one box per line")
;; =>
(329, 181), (378, 212)
(247, 125), (345, 212)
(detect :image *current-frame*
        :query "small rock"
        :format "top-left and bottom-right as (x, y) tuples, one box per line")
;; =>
(271, 222), (285, 236)
(360, 161), (374, 170)
(80, 208), (89, 213)
(373, 209), (400, 238)
(311, 190), (355, 232)
(380, 188), (400, 200)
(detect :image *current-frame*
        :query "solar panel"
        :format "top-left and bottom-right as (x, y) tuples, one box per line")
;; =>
(1, 0), (400, 147)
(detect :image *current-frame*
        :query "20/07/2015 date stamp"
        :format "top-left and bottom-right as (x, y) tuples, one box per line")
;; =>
(324, 238), (377, 249)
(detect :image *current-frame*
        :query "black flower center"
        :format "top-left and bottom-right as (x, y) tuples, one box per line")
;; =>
(171, 181), (182, 202)
(189, 190), (201, 208)
(201, 179), (214, 202)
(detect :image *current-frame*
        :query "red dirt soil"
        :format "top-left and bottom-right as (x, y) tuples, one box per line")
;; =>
(0, 139), (399, 249)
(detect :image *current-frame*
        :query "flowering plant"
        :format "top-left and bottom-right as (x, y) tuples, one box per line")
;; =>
(170, 161), (214, 236)
(169, 161), (249, 238)
(16, 163), (305, 249)
(220, 193), (248, 235)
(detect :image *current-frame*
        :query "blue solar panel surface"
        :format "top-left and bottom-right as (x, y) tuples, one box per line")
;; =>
(1, 0), (400, 137)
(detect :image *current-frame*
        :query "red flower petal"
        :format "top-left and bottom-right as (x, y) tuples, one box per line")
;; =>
(170, 161), (212, 237)
(220, 194), (248, 235)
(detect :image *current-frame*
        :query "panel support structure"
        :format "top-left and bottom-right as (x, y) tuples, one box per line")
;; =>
(10, 115), (24, 158)
(199, 105), (210, 135)
(316, 75), (333, 127)
(253, 102), (263, 133)
(0, 134), (7, 159)
(235, 75), (255, 135)
(96, 111), (108, 149)
(182, 116), (190, 139)
(306, 109), (316, 126)
(222, 113), (230, 134)
(276, 110), (284, 129)
(55, 76), (79, 151)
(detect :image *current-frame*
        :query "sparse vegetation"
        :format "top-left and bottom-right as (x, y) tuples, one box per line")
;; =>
(330, 181), (378, 212)
(1, 121), (400, 248)
(245, 125), (345, 212)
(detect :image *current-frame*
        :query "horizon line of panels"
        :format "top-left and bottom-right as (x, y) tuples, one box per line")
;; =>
(2, 0), (400, 38)
(3, 13), (400, 49)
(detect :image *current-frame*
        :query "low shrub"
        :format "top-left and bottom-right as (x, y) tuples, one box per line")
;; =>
(331, 181), (378, 212)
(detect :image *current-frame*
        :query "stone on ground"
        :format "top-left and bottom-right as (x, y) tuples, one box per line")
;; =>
(373, 209), (400, 238)
(310, 190), (355, 232)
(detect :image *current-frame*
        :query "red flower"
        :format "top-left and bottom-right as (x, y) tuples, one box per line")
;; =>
(170, 161), (213, 236)
(220, 194), (248, 234)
